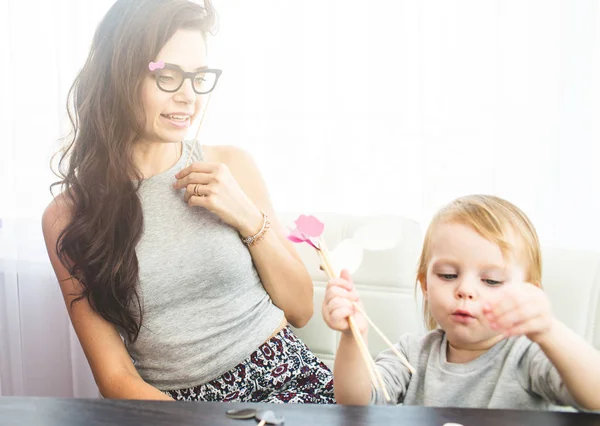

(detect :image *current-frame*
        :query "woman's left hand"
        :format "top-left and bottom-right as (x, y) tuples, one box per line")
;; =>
(482, 283), (555, 344)
(173, 162), (263, 236)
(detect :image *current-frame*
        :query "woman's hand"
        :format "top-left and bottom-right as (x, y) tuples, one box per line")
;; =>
(322, 269), (368, 336)
(483, 283), (554, 343)
(173, 162), (263, 237)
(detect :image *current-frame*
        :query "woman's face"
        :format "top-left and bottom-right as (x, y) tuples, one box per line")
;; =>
(140, 29), (208, 144)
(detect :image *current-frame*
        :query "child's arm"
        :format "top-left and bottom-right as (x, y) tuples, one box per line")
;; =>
(333, 331), (414, 405)
(534, 319), (600, 410)
(322, 270), (372, 405)
(333, 330), (373, 405)
(322, 270), (412, 405)
(484, 284), (600, 410)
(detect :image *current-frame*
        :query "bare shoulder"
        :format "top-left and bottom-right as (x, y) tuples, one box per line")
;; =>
(203, 145), (262, 186)
(202, 144), (255, 168)
(204, 144), (304, 263)
(41, 192), (75, 242)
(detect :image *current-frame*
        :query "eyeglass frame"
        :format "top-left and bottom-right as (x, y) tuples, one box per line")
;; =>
(150, 63), (222, 95)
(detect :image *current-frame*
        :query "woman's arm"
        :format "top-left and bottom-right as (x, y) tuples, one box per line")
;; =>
(42, 196), (173, 401)
(221, 146), (314, 328)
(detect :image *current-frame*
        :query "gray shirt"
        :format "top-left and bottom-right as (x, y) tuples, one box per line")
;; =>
(371, 329), (578, 410)
(126, 140), (284, 391)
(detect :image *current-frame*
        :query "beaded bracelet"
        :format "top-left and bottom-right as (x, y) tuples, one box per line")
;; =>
(241, 211), (271, 247)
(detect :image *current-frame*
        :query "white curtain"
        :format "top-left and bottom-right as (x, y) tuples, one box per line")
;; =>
(1, 0), (599, 397)
(0, 0), (115, 397)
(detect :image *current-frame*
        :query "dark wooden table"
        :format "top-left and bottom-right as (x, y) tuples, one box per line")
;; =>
(1, 397), (599, 426)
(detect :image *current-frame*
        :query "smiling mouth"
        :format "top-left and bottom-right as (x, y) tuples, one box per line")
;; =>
(161, 114), (190, 121)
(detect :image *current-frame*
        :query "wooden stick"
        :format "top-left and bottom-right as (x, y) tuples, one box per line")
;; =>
(257, 421), (266, 426)
(317, 246), (391, 403)
(185, 91), (213, 168)
(347, 315), (385, 393)
(347, 315), (391, 403)
(351, 301), (416, 374)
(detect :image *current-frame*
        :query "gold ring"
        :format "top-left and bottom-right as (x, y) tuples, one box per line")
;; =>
(194, 184), (201, 197)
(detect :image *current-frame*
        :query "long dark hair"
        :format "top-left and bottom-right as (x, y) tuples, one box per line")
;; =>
(51, 0), (216, 343)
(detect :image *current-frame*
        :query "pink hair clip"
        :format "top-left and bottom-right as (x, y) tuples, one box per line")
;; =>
(148, 61), (165, 71)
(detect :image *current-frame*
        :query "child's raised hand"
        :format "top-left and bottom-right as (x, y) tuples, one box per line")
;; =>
(482, 283), (554, 343)
(321, 269), (368, 336)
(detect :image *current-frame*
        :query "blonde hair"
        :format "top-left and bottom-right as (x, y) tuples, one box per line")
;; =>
(416, 195), (542, 330)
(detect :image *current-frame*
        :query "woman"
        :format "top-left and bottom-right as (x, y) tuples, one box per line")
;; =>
(42, 0), (334, 403)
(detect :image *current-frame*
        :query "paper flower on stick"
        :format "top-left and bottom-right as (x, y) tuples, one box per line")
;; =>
(286, 213), (417, 384)
(287, 214), (363, 276)
(287, 215), (324, 250)
(287, 214), (404, 275)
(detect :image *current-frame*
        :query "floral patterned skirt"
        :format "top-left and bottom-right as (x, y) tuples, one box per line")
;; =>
(164, 326), (335, 404)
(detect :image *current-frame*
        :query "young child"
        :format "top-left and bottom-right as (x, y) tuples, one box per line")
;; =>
(322, 195), (600, 410)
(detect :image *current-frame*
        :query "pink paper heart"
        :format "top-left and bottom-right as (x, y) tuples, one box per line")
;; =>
(149, 61), (165, 71)
(295, 215), (324, 238)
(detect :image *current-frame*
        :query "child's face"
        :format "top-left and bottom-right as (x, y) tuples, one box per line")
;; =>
(422, 222), (527, 349)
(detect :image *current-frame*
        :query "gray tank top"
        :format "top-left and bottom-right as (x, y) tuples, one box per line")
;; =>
(127, 140), (284, 391)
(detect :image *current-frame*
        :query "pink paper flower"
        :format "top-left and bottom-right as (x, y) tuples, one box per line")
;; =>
(294, 215), (324, 238)
(286, 214), (325, 250)
(287, 227), (319, 249)
(287, 227), (306, 243)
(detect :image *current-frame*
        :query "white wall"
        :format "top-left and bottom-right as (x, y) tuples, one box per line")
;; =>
(202, 0), (600, 250)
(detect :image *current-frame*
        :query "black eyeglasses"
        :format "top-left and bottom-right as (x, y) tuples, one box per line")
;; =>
(151, 63), (222, 94)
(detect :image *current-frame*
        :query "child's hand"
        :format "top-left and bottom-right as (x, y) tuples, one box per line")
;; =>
(322, 269), (368, 336)
(482, 283), (554, 343)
